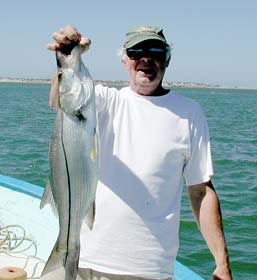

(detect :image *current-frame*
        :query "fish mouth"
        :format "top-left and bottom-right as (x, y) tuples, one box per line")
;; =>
(59, 41), (78, 56)
(56, 45), (81, 70)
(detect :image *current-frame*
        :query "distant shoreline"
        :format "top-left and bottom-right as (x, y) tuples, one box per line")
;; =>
(0, 77), (256, 90)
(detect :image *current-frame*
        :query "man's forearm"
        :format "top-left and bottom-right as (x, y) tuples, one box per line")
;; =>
(188, 181), (232, 279)
(198, 185), (228, 265)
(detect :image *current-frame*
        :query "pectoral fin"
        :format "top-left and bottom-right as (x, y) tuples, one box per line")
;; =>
(91, 128), (98, 161)
(40, 178), (58, 217)
(85, 201), (95, 230)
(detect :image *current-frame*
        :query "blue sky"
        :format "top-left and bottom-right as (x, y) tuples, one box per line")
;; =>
(0, 0), (256, 87)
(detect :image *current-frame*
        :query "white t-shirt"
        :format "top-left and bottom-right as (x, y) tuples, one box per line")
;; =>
(79, 85), (213, 279)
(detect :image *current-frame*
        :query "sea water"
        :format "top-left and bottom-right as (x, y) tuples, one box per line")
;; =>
(0, 82), (256, 279)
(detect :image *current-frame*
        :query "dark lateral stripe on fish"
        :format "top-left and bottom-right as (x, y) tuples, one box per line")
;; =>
(60, 111), (71, 266)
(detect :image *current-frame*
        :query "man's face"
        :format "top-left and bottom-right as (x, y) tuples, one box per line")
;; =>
(123, 41), (168, 95)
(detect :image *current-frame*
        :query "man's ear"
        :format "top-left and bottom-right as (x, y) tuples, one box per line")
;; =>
(121, 57), (129, 69)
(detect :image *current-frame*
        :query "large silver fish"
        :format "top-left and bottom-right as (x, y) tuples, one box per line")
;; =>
(40, 45), (99, 280)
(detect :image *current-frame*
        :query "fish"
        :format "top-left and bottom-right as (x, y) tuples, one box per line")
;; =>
(40, 45), (99, 280)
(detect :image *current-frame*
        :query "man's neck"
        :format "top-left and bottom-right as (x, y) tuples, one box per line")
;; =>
(130, 83), (169, 97)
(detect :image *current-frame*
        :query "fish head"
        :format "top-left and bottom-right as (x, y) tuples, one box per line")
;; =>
(56, 45), (81, 73)
(56, 45), (81, 99)
(57, 68), (76, 94)
(55, 45), (93, 115)
(55, 45), (82, 103)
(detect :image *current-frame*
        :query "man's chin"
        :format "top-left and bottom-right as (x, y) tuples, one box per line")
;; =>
(134, 78), (161, 94)
(137, 71), (156, 83)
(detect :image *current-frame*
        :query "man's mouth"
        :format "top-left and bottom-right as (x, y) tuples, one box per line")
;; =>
(137, 67), (156, 76)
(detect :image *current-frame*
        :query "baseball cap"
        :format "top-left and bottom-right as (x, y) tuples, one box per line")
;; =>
(124, 26), (169, 49)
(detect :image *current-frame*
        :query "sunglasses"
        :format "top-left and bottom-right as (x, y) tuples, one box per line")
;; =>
(126, 47), (167, 61)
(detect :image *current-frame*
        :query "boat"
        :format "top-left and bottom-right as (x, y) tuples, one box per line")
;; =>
(0, 173), (204, 280)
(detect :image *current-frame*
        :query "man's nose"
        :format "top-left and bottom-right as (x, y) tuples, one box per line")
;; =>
(140, 56), (153, 64)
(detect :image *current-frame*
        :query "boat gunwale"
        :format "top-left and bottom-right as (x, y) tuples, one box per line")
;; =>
(0, 174), (44, 199)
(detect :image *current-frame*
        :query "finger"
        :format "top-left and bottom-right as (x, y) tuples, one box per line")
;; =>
(65, 25), (78, 40)
(49, 72), (59, 109)
(46, 42), (64, 51)
(46, 43), (58, 51)
(58, 25), (80, 40)
(80, 37), (91, 53)
(60, 25), (81, 43)
(52, 32), (71, 44)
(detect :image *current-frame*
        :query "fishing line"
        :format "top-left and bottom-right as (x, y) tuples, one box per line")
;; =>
(0, 219), (45, 279)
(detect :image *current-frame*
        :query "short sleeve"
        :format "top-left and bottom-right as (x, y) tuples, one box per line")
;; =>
(95, 84), (119, 113)
(183, 105), (213, 186)
(95, 84), (109, 113)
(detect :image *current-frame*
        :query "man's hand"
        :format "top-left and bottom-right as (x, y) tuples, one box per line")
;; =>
(212, 264), (232, 279)
(47, 25), (91, 54)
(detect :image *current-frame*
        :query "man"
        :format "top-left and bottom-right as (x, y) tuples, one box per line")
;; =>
(48, 25), (232, 280)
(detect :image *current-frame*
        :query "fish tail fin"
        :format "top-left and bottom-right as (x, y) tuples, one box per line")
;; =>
(41, 240), (66, 277)
(41, 241), (80, 280)
(64, 245), (80, 280)
(40, 267), (65, 280)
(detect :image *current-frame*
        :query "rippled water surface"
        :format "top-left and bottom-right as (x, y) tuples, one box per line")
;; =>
(0, 83), (256, 279)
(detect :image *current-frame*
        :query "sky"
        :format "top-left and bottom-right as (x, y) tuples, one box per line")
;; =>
(0, 0), (256, 88)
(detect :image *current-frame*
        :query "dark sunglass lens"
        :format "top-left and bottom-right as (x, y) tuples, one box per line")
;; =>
(148, 48), (166, 60)
(126, 49), (143, 60)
